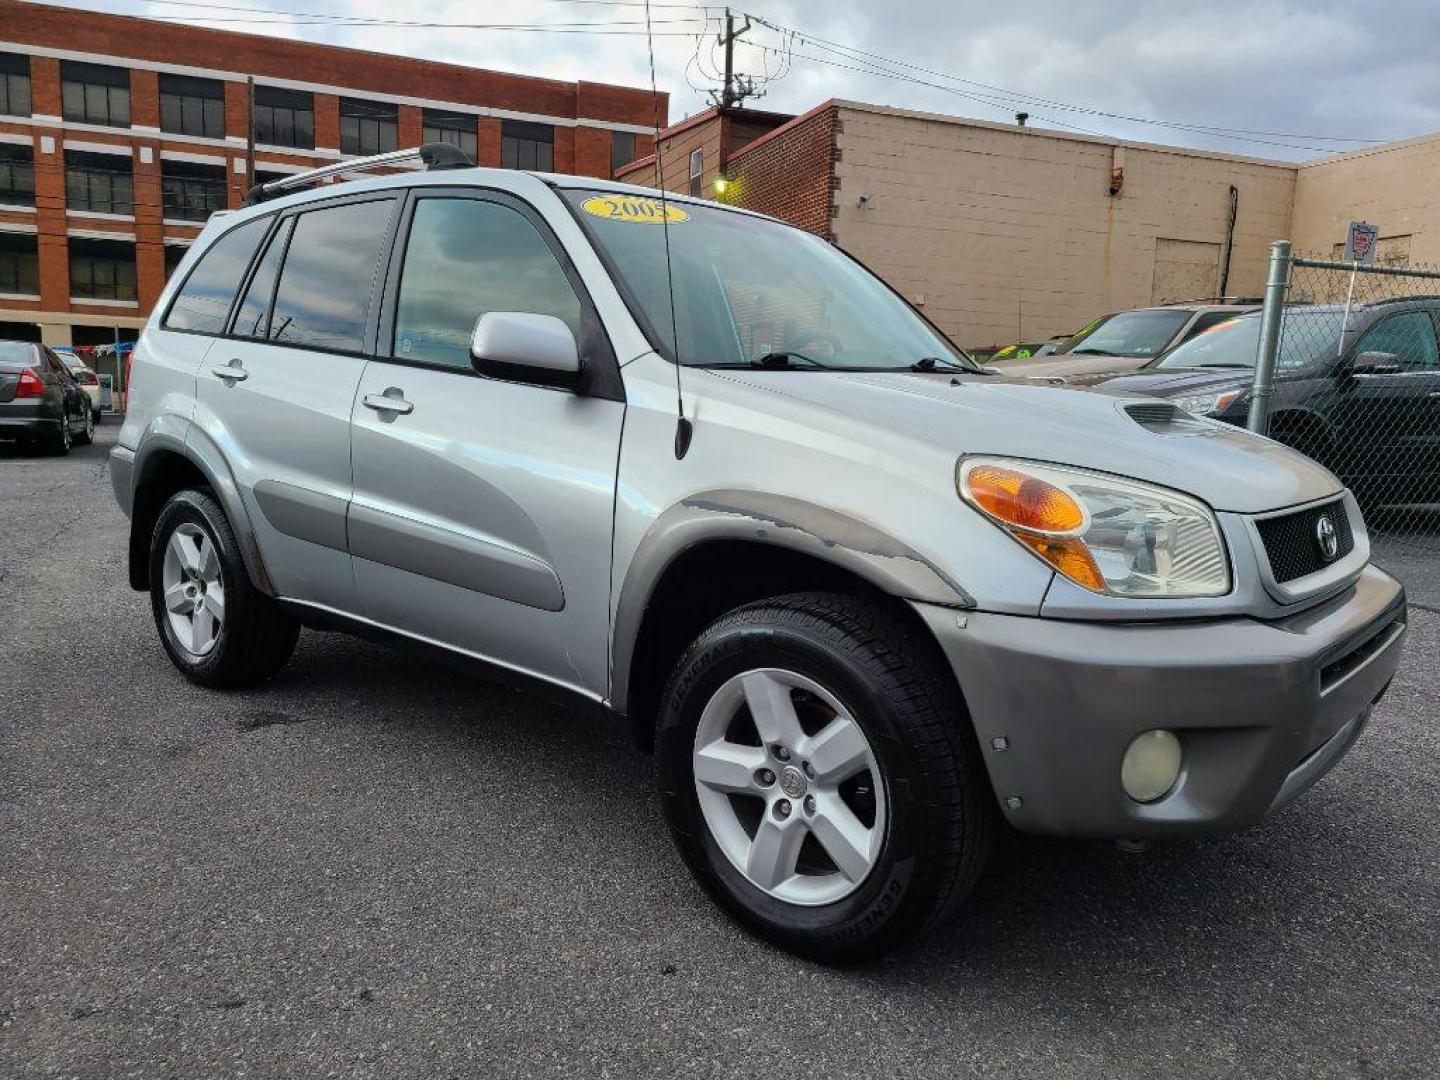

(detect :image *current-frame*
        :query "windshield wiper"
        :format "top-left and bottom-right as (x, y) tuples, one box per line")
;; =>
(751, 351), (831, 370)
(910, 356), (969, 372)
(1071, 347), (1118, 356)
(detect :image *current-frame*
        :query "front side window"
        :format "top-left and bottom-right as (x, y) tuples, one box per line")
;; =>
(0, 52), (31, 117)
(159, 74), (226, 139)
(61, 61), (130, 127)
(0, 143), (35, 207)
(0, 231), (39, 295)
(65, 150), (132, 215)
(563, 191), (974, 372)
(422, 109), (477, 161)
(163, 215), (271, 333)
(392, 198), (581, 370)
(253, 86), (314, 149)
(69, 238), (137, 301)
(1353, 311), (1440, 371)
(1053, 308), (1191, 358)
(161, 159), (228, 221)
(340, 98), (398, 156)
(501, 120), (554, 171)
(267, 199), (396, 352)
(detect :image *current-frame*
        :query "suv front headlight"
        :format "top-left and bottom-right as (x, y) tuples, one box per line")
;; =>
(1172, 389), (1244, 416)
(957, 457), (1231, 597)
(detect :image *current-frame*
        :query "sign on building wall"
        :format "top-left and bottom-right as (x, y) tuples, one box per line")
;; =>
(1342, 221), (1379, 265)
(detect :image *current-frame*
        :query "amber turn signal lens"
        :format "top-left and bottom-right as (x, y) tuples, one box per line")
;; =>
(966, 464), (1085, 534)
(1013, 533), (1106, 592)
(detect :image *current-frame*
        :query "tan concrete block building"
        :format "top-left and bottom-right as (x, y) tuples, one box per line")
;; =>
(629, 99), (1439, 350)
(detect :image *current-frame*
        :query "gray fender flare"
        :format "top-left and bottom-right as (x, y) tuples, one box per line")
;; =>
(608, 489), (974, 715)
(131, 418), (276, 596)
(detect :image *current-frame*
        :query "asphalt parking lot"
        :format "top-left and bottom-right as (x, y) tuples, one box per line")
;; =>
(2, 424), (1437, 1079)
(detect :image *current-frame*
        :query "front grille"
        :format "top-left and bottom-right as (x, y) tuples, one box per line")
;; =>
(1255, 499), (1354, 583)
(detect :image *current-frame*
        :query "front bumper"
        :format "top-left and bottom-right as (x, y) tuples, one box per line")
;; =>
(915, 564), (1407, 838)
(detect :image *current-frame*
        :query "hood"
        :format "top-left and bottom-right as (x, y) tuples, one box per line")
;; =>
(709, 370), (1340, 514)
(997, 352), (1150, 380)
(1088, 367), (1253, 396)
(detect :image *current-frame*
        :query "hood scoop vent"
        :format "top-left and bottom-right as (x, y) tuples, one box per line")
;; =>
(1124, 402), (1212, 433)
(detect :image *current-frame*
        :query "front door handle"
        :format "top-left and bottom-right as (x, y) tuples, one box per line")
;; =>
(211, 359), (248, 383)
(363, 389), (414, 416)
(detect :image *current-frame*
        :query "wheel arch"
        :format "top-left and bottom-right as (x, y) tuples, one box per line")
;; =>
(611, 491), (974, 746)
(129, 422), (274, 595)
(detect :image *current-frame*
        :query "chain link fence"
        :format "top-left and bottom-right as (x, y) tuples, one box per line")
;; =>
(1249, 244), (1440, 607)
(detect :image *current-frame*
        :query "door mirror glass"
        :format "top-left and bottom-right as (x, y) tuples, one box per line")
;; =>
(470, 312), (580, 381)
(1352, 350), (1402, 375)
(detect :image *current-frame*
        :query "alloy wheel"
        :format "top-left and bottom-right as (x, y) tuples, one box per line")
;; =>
(160, 522), (226, 655)
(692, 668), (887, 906)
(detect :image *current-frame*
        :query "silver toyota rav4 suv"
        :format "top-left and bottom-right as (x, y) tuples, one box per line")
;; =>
(111, 147), (1408, 962)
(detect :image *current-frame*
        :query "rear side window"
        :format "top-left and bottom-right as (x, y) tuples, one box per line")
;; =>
(232, 217), (293, 340)
(164, 216), (271, 334)
(267, 199), (395, 353)
(392, 197), (581, 370)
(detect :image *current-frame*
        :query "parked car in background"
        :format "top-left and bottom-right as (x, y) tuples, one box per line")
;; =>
(60, 357), (104, 423)
(0, 341), (95, 454)
(1005, 300), (1260, 379)
(111, 149), (1406, 962)
(1090, 302), (1440, 507)
(989, 336), (1066, 361)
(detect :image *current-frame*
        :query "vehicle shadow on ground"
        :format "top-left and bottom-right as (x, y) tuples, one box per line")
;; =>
(245, 629), (1390, 994)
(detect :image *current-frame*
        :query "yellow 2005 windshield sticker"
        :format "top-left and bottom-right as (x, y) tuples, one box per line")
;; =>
(581, 195), (688, 224)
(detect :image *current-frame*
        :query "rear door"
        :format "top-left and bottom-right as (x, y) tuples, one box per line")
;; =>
(193, 192), (400, 611)
(348, 188), (625, 698)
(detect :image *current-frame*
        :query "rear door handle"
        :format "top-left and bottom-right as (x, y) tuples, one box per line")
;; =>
(363, 390), (414, 415)
(211, 360), (249, 383)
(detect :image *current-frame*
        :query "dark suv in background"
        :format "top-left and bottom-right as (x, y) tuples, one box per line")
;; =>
(1092, 300), (1440, 507)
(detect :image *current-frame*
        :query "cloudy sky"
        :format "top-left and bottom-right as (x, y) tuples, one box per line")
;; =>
(58, 0), (1440, 161)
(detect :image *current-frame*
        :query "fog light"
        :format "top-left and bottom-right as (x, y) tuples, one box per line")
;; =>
(1121, 730), (1182, 803)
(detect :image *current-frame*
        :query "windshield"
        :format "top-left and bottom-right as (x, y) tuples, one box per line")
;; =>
(1054, 309), (1191, 357)
(1152, 309), (1346, 371)
(0, 341), (35, 366)
(562, 191), (975, 371)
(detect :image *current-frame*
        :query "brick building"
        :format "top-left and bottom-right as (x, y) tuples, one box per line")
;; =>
(627, 98), (1440, 350)
(0, 0), (663, 362)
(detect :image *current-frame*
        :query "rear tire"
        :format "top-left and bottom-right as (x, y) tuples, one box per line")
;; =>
(657, 592), (993, 963)
(74, 408), (94, 446)
(49, 416), (71, 456)
(148, 488), (299, 688)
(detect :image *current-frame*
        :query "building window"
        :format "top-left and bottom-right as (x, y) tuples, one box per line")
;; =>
(0, 144), (35, 207)
(69, 238), (137, 301)
(164, 243), (187, 280)
(65, 150), (133, 215)
(160, 74), (226, 139)
(688, 149), (703, 196)
(0, 52), (31, 118)
(253, 86), (314, 149)
(0, 231), (39, 295)
(340, 98), (398, 156)
(501, 120), (554, 171)
(61, 61), (131, 128)
(422, 108), (477, 161)
(162, 159), (229, 221)
(611, 131), (637, 176)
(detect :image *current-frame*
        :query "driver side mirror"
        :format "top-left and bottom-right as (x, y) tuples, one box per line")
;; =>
(1351, 350), (1402, 375)
(470, 312), (581, 388)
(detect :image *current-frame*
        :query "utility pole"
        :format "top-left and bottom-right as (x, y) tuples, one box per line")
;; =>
(716, 8), (754, 109)
(245, 76), (256, 195)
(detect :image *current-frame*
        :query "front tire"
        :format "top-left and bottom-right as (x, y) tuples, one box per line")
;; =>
(657, 592), (993, 963)
(148, 488), (299, 688)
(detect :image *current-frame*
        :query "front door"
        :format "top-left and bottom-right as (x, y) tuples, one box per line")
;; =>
(349, 190), (625, 699)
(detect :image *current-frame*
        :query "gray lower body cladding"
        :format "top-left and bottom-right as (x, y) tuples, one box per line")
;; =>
(916, 565), (1407, 838)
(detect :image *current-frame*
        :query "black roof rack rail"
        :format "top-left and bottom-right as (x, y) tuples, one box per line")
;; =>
(242, 142), (473, 206)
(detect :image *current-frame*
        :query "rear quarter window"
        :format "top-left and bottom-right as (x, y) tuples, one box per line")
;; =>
(163, 216), (272, 334)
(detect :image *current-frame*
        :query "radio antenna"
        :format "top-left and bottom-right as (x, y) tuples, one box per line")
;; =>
(643, 0), (692, 459)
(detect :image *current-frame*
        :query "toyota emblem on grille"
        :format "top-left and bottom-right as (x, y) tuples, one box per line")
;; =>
(1315, 513), (1339, 562)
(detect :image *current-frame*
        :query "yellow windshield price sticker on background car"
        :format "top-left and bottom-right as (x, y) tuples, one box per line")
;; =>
(581, 196), (688, 224)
